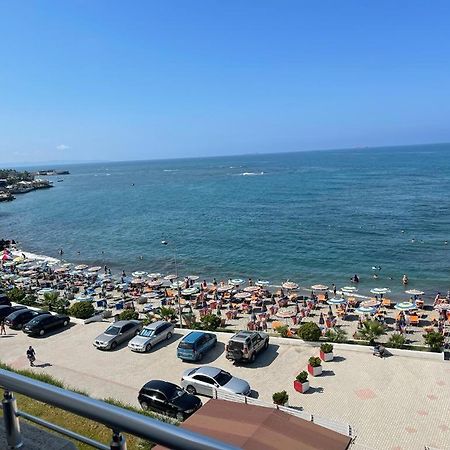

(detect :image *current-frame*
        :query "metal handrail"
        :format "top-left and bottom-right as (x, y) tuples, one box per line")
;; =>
(0, 368), (239, 450)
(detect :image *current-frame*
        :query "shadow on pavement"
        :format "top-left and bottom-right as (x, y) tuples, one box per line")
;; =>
(244, 344), (280, 369)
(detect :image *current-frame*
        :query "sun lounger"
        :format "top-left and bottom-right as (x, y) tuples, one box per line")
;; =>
(382, 298), (393, 308)
(409, 315), (420, 326)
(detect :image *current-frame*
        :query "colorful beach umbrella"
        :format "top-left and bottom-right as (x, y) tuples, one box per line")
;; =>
(355, 306), (376, 315)
(244, 286), (260, 292)
(327, 297), (346, 305)
(394, 302), (416, 311)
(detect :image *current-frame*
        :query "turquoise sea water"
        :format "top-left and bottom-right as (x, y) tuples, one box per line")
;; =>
(2, 144), (450, 299)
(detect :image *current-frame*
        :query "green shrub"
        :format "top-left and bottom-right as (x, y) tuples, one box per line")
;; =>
(20, 294), (38, 307)
(295, 371), (308, 383)
(324, 327), (347, 343)
(272, 390), (289, 405)
(159, 306), (176, 321)
(358, 320), (386, 344)
(423, 331), (444, 352)
(119, 309), (139, 321)
(297, 322), (321, 341)
(320, 343), (334, 353)
(43, 292), (68, 314)
(276, 325), (290, 338)
(68, 302), (95, 319)
(308, 356), (321, 367)
(387, 333), (406, 348)
(200, 314), (221, 331)
(7, 287), (25, 303)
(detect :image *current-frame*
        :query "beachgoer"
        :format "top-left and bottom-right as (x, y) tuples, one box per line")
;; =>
(0, 319), (6, 335)
(26, 346), (36, 367)
(402, 274), (408, 285)
(59, 248), (64, 256)
(332, 284), (336, 295)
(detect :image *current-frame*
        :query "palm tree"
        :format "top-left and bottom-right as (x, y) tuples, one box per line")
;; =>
(359, 320), (386, 344)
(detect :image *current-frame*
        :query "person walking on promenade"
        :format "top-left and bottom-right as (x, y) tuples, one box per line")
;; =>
(26, 346), (36, 367)
(0, 318), (6, 335)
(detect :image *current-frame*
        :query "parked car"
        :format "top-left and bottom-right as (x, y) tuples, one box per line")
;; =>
(0, 294), (11, 306)
(226, 330), (269, 363)
(93, 320), (142, 350)
(128, 320), (174, 352)
(181, 366), (251, 397)
(5, 309), (49, 330)
(177, 331), (217, 361)
(138, 380), (202, 421)
(23, 314), (70, 336)
(0, 305), (27, 320)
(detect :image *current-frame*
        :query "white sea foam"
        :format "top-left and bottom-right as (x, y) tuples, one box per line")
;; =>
(163, 169), (179, 172)
(240, 172), (264, 176)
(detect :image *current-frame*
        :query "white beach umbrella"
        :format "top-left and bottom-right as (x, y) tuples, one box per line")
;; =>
(405, 289), (424, 296)
(434, 303), (450, 311)
(75, 264), (88, 271)
(148, 272), (162, 279)
(355, 306), (376, 314)
(394, 302), (416, 311)
(282, 281), (298, 290)
(188, 275), (200, 281)
(88, 266), (102, 273)
(147, 280), (163, 288)
(255, 280), (270, 286)
(132, 271), (148, 278)
(217, 285), (233, 293)
(327, 297), (347, 305)
(164, 274), (177, 281)
(170, 281), (184, 289)
(244, 286), (260, 293)
(181, 287), (199, 296)
(341, 286), (357, 293)
(361, 299), (381, 308)
(311, 284), (329, 290)
(234, 291), (251, 299)
(370, 288), (391, 295)
(230, 278), (244, 285)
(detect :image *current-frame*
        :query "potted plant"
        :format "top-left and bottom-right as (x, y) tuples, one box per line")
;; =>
(293, 371), (309, 393)
(320, 343), (334, 361)
(307, 356), (322, 376)
(272, 390), (289, 406)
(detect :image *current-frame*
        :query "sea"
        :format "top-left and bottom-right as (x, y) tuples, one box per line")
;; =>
(2, 143), (450, 300)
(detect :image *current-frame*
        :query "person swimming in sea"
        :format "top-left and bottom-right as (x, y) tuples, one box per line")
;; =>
(402, 274), (409, 285)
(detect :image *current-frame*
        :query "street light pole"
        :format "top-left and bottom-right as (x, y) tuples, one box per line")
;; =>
(161, 240), (183, 328)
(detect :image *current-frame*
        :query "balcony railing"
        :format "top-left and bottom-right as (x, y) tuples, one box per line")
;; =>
(0, 368), (239, 450)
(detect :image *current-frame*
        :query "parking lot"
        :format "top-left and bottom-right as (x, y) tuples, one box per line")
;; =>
(1, 322), (449, 450)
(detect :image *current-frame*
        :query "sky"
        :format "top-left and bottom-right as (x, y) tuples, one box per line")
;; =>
(1, 0), (450, 165)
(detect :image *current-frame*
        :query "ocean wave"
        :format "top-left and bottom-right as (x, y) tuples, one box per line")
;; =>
(163, 169), (179, 172)
(240, 172), (264, 176)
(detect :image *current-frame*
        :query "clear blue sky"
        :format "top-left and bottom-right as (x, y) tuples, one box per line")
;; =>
(1, 0), (450, 164)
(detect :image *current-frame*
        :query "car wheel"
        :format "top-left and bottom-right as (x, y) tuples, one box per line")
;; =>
(197, 353), (203, 361)
(63, 320), (68, 327)
(39, 329), (45, 336)
(111, 341), (117, 350)
(145, 343), (152, 352)
(186, 385), (196, 395)
(140, 401), (149, 410)
(17, 324), (22, 329)
(250, 352), (256, 363)
(166, 332), (172, 340)
(176, 412), (184, 422)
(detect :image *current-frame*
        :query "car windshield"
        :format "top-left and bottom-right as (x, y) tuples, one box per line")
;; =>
(26, 317), (42, 326)
(213, 370), (232, 386)
(178, 341), (194, 350)
(139, 328), (155, 337)
(168, 387), (185, 400)
(105, 326), (120, 335)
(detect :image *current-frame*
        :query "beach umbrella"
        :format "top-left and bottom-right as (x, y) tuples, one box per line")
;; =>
(143, 291), (161, 299)
(131, 278), (144, 284)
(327, 297), (347, 305)
(148, 280), (162, 288)
(132, 271), (148, 278)
(361, 299), (381, 308)
(244, 286), (260, 293)
(217, 285), (233, 293)
(341, 286), (357, 292)
(276, 308), (296, 319)
(370, 288), (391, 295)
(164, 274), (177, 281)
(75, 295), (93, 302)
(355, 306), (376, 315)
(170, 281), (184, 289)
(234, 291), (251, 299)
(230, 278), (244, 285)
(188, 275), (199, 281)
(148, 272), (162, 279)
(282, 281), (298, 290)
(54, 267), (68, 274)
(311, 284), (328, 291)
(88, 266), (102, 273)
(255, 280), (270, 287)
(75, 264), (88, 271)
(405, 289), (424, 296)
(434, 303), (450, 311)
(181, 287), (199, 296)
(394, 302), (416, 311)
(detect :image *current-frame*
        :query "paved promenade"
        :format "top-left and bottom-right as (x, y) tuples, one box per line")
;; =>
(1, 322), (449, 450)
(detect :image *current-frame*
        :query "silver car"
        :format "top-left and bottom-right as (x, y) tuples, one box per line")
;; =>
(93, 320), (142, 350)
(180, 366), (251, 397)
(128, 320), (174, 352)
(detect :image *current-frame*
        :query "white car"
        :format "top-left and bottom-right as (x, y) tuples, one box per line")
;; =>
(128, 320), (174, 352)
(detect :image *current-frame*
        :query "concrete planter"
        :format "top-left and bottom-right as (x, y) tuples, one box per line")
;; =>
(320, 350), (334, 362)
(307, 364), (322, 376)
(293, 380), (310, 393)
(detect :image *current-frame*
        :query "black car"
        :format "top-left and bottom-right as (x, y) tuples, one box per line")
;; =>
(0, 305), (27, 320)
(23, 314), (70, 336)
(5, 309), (48, 330)
(138, 380), (202, 421)
(0, 294), (11, 306)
